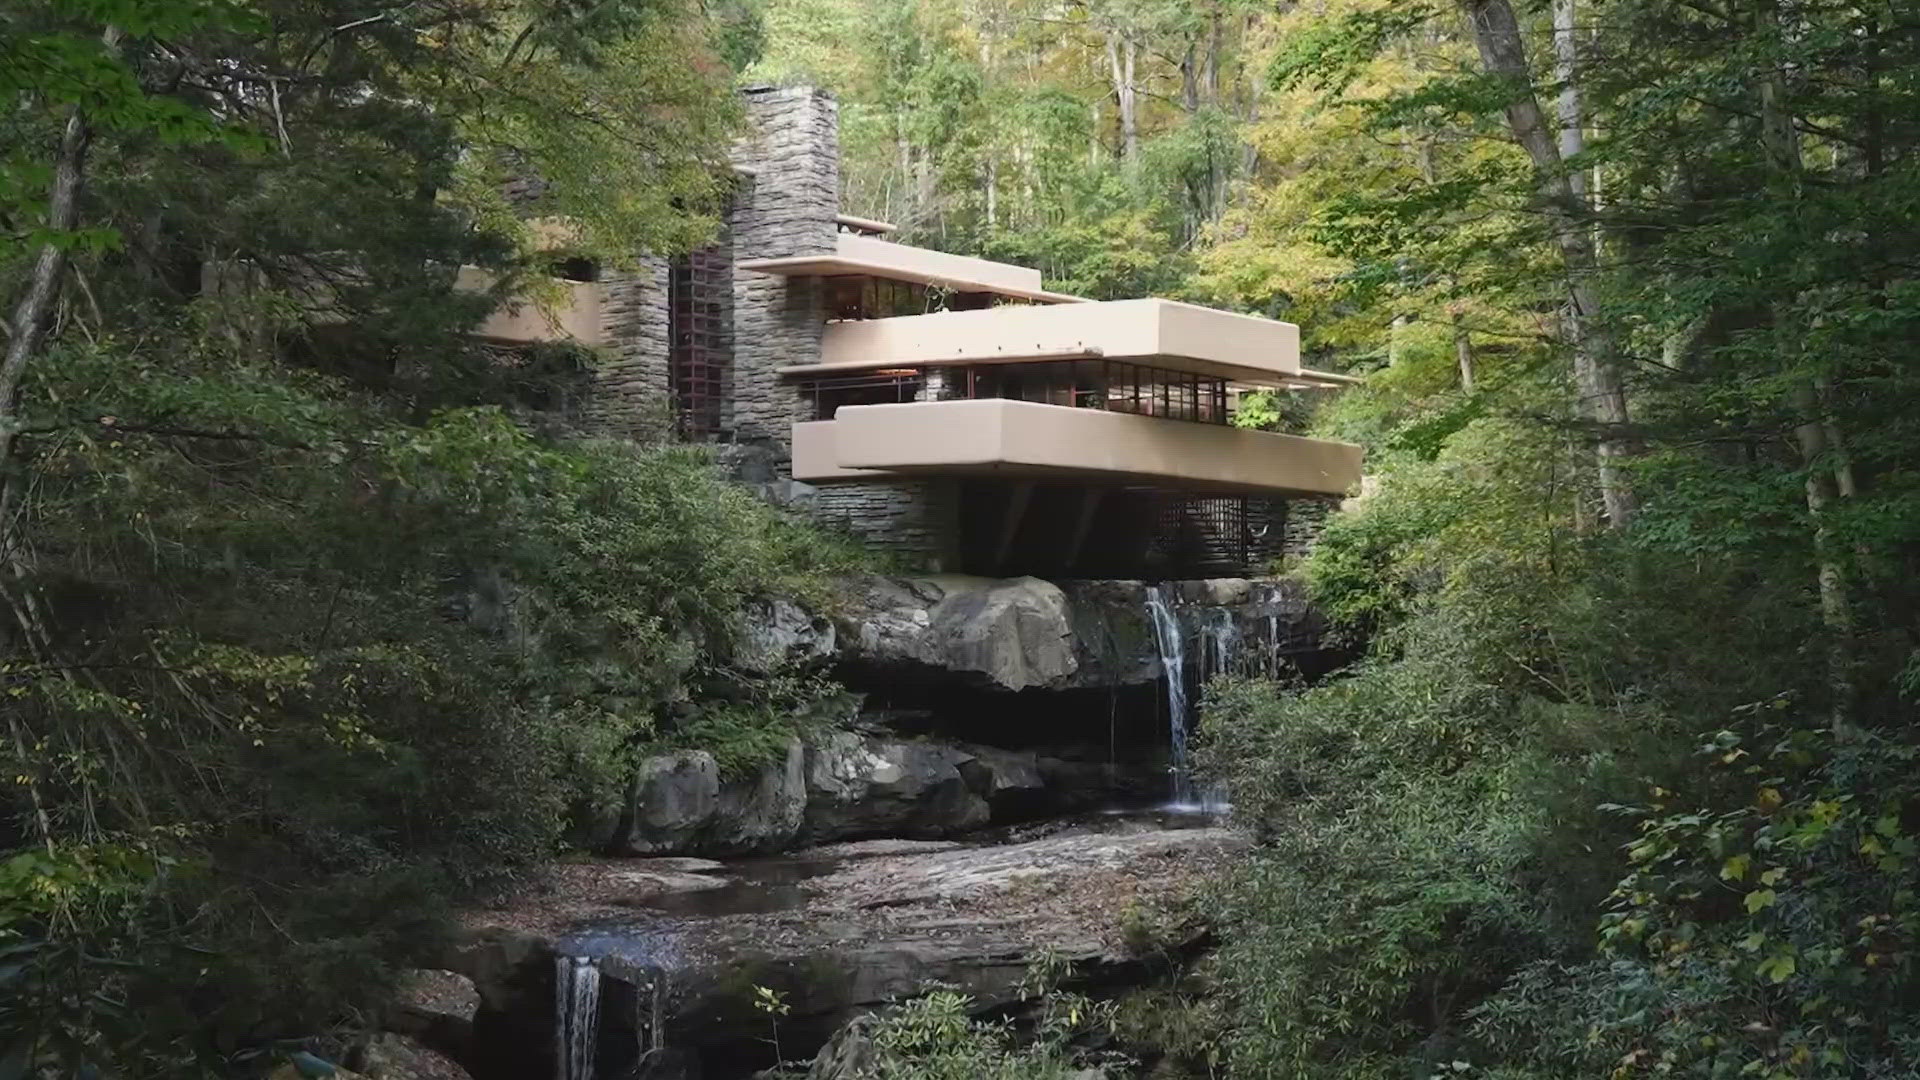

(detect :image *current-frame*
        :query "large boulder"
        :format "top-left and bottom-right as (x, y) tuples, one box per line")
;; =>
(623, 737), (808, 856)
(833, 576), (1080, 691)
(802, 733), (993, 841)
(620, 733), (1053, 855)
(805, 1014), (882, 1079)
(352, 1033), (473, 1080)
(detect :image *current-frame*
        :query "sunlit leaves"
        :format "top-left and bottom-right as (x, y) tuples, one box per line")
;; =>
(1268, 1), (1439, 94)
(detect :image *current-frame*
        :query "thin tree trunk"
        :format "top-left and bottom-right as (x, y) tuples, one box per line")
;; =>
(1205, 8), (1222, 102)
(1453, 308), (1475, 390)
(0, 27), (118, 857)
(1552, 0), (1587, 202)
(2, 106), (93, 470)
(1105, 31), (1139, 166)
(1461, 0), (1637, 527)
(1792, 383), (1856, 730)
(981, 36), (998, 229)
(1181, 42), (1200, 113)
(985, 157), (998, 228)
(1756, 0), (1855, 731)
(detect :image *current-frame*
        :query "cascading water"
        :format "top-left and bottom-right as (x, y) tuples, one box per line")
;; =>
(1143, 586), (1195, 807)
(634, 966), (666, 1067)
(1202, 608), (1239, 682)
(1146, 586), (1243, 813)
(554, 955), (601, 1080)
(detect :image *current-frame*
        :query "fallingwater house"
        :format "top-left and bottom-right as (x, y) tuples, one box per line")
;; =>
(432, 88), (1370, 1080)
(477, 86), (1363, 579)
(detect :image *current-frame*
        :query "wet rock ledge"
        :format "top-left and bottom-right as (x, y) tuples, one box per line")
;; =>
(455, 813), (1241, 1079)
(614, 730), (1156, 858)
(742, 573), (1330, 693)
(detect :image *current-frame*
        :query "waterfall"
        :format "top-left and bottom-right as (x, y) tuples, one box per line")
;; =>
(555, 955), (601, 1080)
(636, 967), (666, 1065)
(1144, 586), (1195, 806)
(1202, 608), (1239, 681)
(1146, 586), (1237, 812)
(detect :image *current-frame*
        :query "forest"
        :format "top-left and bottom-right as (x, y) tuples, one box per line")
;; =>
(4, 0), (1920, 1078)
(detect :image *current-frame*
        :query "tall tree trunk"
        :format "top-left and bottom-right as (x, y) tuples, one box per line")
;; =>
(985, 157), (998, 228)
(1105, 31), (1139, 166)
(1461, 0), (1638, 527)
(1551, 0), (1588, 201)
(1755, 0), (1856, 731)
(2, 106), (93, 471)
(1205, 8), (1222, 102)
(0, 27), (116, 857)
(1181, 42), (1200, 113)
(1792, 382), (1857, 730)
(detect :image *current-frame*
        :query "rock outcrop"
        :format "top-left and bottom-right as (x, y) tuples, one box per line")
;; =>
(831, 575), (1080, 691)
(801, 1014), (881, 1079)
(624, 737), (809, 855)
(458, 814), (1241, 1080)
(618, 733), (1072, 856)
(736, 596), (836, 672)
(823, 574), (1326, 692)
(352, 1033), (474, 1080)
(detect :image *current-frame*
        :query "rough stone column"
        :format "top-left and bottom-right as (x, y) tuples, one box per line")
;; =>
(585, 258), (673, 440)
(728, 86), (840, 448)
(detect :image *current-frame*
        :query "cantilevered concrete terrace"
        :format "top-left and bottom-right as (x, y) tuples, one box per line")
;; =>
(792, 400), (1363, 498)
(786, 298), (1358, 388)
(767, 235), (1365, 497)
(740, 233), (1084, 304)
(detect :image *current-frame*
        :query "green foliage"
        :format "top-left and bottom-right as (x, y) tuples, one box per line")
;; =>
(1474, 712), (1920, 1079)
(1196, 656), (1630, 1078)
(0, 321), (866, 1073)
(1196, 394), (1877, 1079)
(1268, 2), (1438, 94)
(857, 985), (1114, 1080)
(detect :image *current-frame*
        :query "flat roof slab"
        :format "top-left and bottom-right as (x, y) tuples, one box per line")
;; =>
(813, 299), (1303, 385)
(803, 400), (1361, 497)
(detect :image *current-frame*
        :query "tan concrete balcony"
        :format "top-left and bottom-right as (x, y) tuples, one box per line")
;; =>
(791, 399), (1363, 497)
(790, 299), (1344, 388)
(459, 268), (606, 347)
(740, 233), (1081, 304)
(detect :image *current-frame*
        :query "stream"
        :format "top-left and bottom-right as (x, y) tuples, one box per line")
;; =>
(530, 807), (1231, 1080)
(466, 584), (1314, 1080)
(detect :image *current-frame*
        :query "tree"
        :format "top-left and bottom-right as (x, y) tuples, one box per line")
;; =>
(1460, 0), (1636, 527)
(0, 2), (810, 1073)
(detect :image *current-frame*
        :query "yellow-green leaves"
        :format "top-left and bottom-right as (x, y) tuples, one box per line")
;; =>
(1756, 951), (1796, 984)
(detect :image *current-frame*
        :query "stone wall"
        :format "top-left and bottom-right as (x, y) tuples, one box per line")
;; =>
(584, 259), (673, 440)
(813, 480), (960, 571)
(729, 86), (839, 446)
(1281, 497), (1337, 565)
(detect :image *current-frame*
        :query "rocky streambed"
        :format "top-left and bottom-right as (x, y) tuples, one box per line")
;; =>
(450, 810), (1241, 1079)
(388, 574), (1330, 1080)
